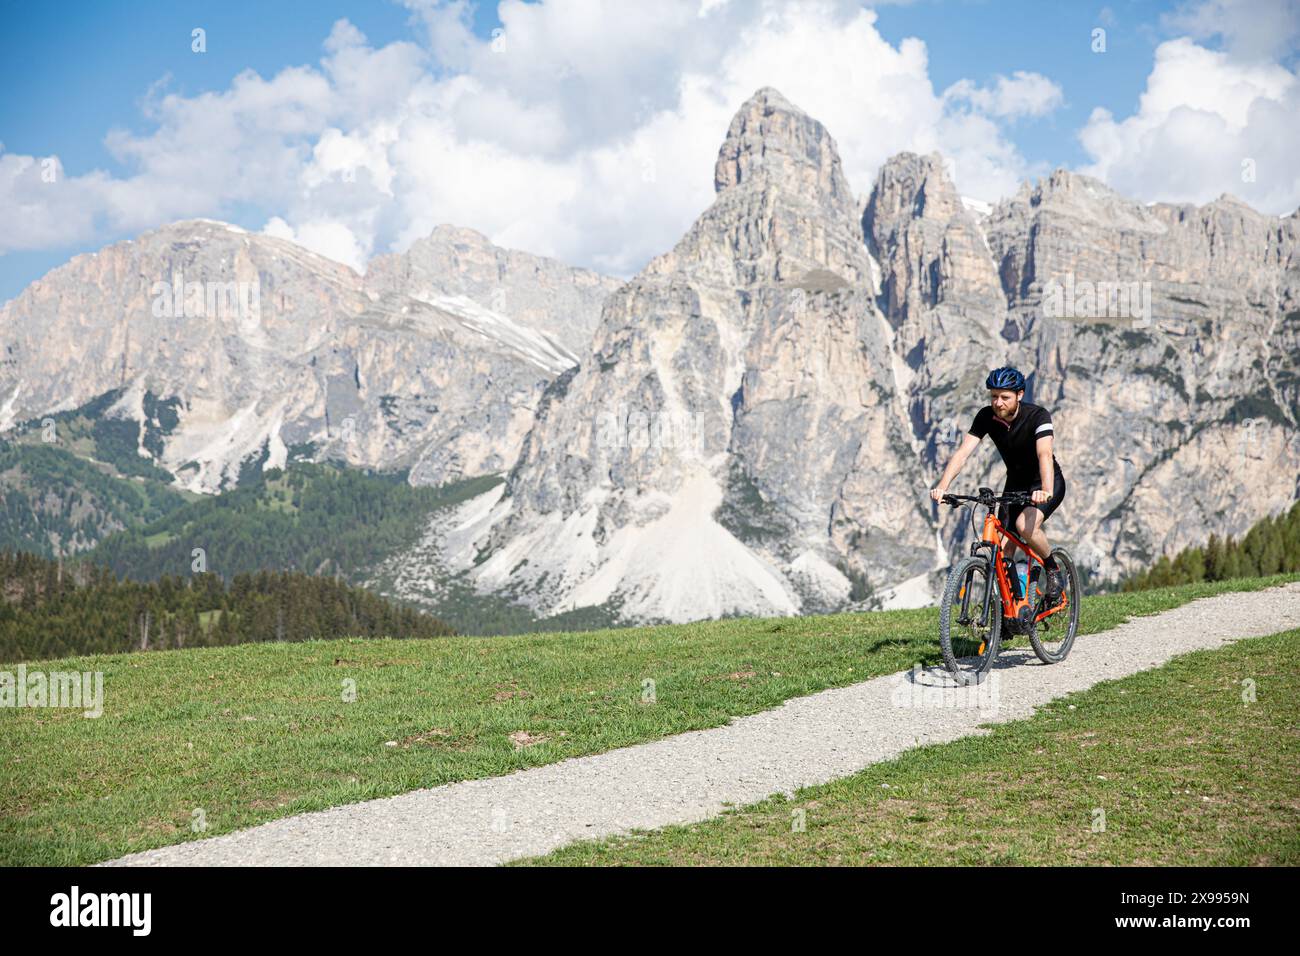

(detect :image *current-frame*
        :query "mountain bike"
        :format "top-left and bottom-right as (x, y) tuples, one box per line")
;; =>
(936, 487), (1080, 685)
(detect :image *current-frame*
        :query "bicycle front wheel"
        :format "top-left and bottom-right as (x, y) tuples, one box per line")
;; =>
(1030, 547), (1080, 664)
(939, 555), (1002, 685)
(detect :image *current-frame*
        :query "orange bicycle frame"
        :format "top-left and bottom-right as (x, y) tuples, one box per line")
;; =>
(980, 511), (1066, 622)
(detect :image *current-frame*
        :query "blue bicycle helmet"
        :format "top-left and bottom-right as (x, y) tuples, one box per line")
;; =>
(985, 366), (1025, 391)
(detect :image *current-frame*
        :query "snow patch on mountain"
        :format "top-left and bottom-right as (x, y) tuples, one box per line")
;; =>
(414, 291), (578, 375)
(0, 383), (21, 433)
(865, 248), (883, 298)
(183, 218), (248, 235)
(875, 306), (914, 394)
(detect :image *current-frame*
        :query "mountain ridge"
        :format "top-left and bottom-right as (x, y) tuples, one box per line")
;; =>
(416, 86), (1300, 625)
(0, 218), (620, 494)
(3, 85), (1296, 627)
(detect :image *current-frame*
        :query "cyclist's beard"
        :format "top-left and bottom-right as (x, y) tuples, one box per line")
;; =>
(994, 398), (1020, 422)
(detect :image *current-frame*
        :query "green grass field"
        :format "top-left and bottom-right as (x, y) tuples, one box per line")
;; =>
(519, 627), (1299, 866)
(2, 572), (1297, 866)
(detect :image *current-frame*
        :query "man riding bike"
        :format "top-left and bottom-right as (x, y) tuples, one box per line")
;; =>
(929, 366), (1067, 606)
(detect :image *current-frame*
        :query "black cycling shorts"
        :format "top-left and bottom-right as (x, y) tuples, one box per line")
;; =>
(999, 470), (1066, 530)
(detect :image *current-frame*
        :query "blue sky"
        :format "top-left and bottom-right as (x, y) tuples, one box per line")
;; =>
(2, 0), (1297, 303)
(872, 1), (1161, 164)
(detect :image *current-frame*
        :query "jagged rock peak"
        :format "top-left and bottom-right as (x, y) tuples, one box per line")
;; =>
(1040, 167), (1125, 198)
(712, 87), (854, 212)
(1023, 168), (1193, 222)
(423, 223), (493, 243)
(365, 220), (621, 356)
(1202, 192), (1268, 216)
(997, 166), (1165, 231)
(866, 151), (962, 223)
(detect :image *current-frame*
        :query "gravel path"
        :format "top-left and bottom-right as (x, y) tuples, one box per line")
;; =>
(105, 581), (1300, 866)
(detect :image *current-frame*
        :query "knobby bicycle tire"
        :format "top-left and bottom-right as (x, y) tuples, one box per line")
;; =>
(938, 554), (1002, 685)
(1029, 547), (1080, 664)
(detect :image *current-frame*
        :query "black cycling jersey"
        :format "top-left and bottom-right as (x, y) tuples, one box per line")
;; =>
(968, 402), (1063, 487)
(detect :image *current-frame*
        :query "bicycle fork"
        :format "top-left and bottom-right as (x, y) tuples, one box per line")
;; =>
(957, 562), (994, 629)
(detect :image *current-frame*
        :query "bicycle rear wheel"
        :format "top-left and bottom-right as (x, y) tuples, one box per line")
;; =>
(1029, 547), (1079, 664)
(939, 555), (1002, 685)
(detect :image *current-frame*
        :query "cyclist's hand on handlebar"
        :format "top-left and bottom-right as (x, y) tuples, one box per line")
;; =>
(1031, 488), (1052, 505)
(930, 486), (946, 502)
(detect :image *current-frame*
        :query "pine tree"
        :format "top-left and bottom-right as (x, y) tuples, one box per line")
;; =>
(1260, 522), (1285, 576)
(1203, 533), (1225, 581)
(1149, 554), (1173, 588)
(1223, 545), (1246, 581)
(1173, 547), (1206, 584)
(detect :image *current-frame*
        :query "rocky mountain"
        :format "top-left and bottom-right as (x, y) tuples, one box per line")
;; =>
(4, 85), (1296, 624)
(366, 224), (621, 357)
(980, 168), (1300, 582)
(420, 88), (946, 622)
(0, 220), (617, 494)
(393, 86), (1298, 625)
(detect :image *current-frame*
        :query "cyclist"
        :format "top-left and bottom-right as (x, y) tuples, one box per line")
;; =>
(929, 366), (1067, 606)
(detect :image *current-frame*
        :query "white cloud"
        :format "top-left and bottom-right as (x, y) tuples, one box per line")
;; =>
(1079, 36), (1300, 215)
(1162, 0), (1300, 62)
(0, 0), (1060, 275)
(943, 71), (1065, 119)
(261, 216), (369, 271)
(0, 152), (108, 250)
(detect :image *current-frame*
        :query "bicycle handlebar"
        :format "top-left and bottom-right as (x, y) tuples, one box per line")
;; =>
(940, 488), (1038, 508)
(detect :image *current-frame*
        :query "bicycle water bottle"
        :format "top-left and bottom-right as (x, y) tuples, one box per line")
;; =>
(1015, 558), (1028, 599)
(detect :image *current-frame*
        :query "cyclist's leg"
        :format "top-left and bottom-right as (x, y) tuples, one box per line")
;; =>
(1002, 479), (1044, 559)
(1017, 504), (1050, 562)
(999, 487), (1028, 559)
(1036, 473), (1067, 600)
(1016, 472), (1067, 556)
